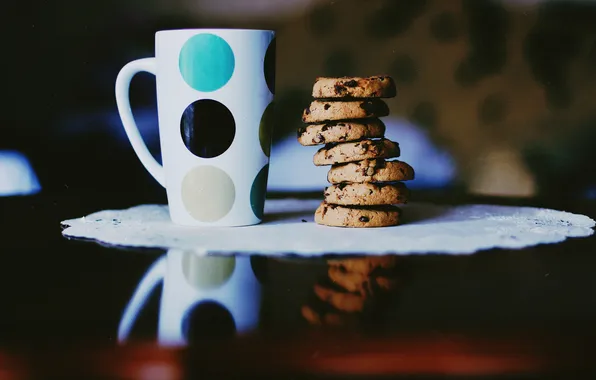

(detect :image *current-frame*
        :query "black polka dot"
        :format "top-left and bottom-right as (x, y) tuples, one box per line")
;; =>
(323, 50), (356, 77)
(410, 102), (437, 129)
(264, 38), (276, 94)
(366, 0), (429, 39)
(183, 301), (236, 343)
(180, 99), (235, 158)
(429, 12), (460, 42)
(479, 94), (507, 125)
(250, 256), (268, 284)
(307, 3), (336, 37)
(389, 55), (418, 84)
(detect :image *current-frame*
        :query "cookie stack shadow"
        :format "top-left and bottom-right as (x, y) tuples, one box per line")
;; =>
(298, 75), (415, 228)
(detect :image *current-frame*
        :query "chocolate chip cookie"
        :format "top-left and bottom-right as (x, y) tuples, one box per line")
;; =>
(312, 75), (397, 99)
(327, 159), (415, 184)
(313, 138), (400, 166)
(324, 182), (410, 206)
(315, 202), (401, 228)
(297, 119), (386, 146)
(302, 99), (390, 123)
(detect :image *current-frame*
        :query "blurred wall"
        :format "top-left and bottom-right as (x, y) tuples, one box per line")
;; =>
(1, 0), (596, 199)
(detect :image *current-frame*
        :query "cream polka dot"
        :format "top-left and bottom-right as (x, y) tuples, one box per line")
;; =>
(181, 166), (235, 222)
(182, 251), (236, 289)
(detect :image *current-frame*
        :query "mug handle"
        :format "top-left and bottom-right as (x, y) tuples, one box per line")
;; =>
(117, 255), (167, 344)
(115, 58), (166, 187)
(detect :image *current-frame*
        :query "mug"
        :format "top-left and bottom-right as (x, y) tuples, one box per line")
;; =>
(117, 249), (263, 347)
(115, 29), (276, 226)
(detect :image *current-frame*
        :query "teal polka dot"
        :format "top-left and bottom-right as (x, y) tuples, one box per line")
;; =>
(250, 164), (269, 220)
(179, 34), (235, 92)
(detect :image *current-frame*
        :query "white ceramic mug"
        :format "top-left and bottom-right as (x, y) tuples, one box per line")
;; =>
(115, 29), (276, 226)
(117, 249), (262, 347)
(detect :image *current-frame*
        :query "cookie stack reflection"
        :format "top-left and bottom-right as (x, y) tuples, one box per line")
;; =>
(301, 256), (401, 328)
(298, 75), (415, 228)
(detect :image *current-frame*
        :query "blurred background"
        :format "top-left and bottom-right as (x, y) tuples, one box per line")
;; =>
(2, 0), (596, 202)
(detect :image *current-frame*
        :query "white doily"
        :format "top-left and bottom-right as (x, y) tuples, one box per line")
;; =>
(60, 199), (595, 256)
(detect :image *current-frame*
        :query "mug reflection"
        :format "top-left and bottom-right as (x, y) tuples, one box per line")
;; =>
(118, 249), (262, 347)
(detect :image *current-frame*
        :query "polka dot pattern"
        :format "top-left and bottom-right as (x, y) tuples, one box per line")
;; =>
(250, 256), (268, 284)
(180, 99), (236, 159)
(182, 252), (236, 289)
(250, 164), (269, 220)
(264, 38), (276, 94)
(183, 301), (236, 343)
(181, 166), (235, 222)
(179, 34), (235, 92)
(259, 102), (275, 157)
(175, 31), (274, 224)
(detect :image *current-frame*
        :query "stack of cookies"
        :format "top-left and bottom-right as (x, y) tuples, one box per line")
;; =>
(298, 75), (415, 228)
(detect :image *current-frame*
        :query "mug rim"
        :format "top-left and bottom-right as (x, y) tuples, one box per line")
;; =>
(156, 28), (275, 36)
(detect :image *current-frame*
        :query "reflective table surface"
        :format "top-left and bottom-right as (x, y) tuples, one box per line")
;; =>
(1, 188), (596, 379)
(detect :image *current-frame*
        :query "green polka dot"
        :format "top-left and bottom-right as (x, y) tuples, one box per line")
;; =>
(181, 166), (235, 222)
(259, 102), (275, 157)
(250, 164), (269, 220)
(179, 34), (235, 92)
(182, 252), (236, 289)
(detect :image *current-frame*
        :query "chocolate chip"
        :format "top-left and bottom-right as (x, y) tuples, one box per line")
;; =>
(359, 216), (370, 223)
(359, 99), (389, 116)
(324, 104), (331, 110)
(344, 79), (358, 87)
(334, 84), (346, 94)
(368, 189), (373, 195)
(305, 106), (311, 115)
(360, 100), (375, 115)
(314, 133), (326, 143)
